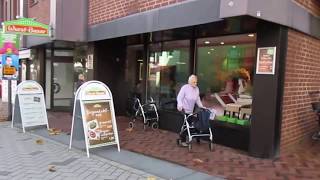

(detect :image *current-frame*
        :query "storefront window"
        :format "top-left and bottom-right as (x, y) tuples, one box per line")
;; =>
(197, 34), (256, 115)
(148, 40), (190, 110)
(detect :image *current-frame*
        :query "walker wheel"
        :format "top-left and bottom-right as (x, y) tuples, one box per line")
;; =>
(151, 122), (158, 129)
(187, 137), (192, 152)
(209, 142), (214, 151)
(128, 122), (134, 129)
(188, 143), (192, 152)
(177, 139), (182, 146)
(196, 138), (200, 144)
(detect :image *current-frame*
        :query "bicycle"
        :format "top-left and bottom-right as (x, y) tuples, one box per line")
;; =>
(309, 91), (320, 140)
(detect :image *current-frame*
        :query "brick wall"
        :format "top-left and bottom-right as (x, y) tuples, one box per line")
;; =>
(28, 0), (50, 24)
(89, 0), (187, 25)
(294, 0), (320, 17)
(0, 101), (8, 121)
(281, 29), (320, 152)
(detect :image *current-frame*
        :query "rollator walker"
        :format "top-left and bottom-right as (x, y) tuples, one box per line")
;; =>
(128, 97), (159, 130)
(177, 108), (214, 152)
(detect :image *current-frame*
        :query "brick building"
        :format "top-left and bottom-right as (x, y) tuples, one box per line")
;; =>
(2, 0), (320, 159)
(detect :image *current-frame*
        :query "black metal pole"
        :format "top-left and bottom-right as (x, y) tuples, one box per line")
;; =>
(7, 79), (12, 121)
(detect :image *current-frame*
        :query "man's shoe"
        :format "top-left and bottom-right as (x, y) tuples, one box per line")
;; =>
(180, 142), (188, 147)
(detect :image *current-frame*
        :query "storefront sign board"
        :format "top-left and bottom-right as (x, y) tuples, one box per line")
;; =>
(0, 29), (20, 53)
(3, 18), (49, 37)
(1, 54), (19, 80)
(11, 80), (49, 133)
(0, 30), (20, 80)
(69, 81), (120, 157)
(256, 47), (276, 75)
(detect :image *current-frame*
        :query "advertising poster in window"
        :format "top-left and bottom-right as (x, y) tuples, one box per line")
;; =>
(1, 54), (19, 80)
(83, 100), (115, 147)
(256, 47), (276, 75)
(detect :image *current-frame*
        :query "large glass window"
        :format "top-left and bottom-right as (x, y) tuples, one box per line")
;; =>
(148, 40), (190, 110)
(197, 34), (256, 115)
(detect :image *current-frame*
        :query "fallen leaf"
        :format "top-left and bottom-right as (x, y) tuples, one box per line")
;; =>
(35, 139), (44, 145)
(147, 177), (156, 180)
(126, 128), (133, 132)
(48, 165), (56, 172)
(193, 158), (204, 164)
(49, 132), (56, 136)
(48, 128), (61, 136)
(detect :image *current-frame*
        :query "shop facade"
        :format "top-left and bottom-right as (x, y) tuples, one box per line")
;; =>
(20, 0), (320, 159)
(88, 0), (320, 159)
(21, 0), (92, 111)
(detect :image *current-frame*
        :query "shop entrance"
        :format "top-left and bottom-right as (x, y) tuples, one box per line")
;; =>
(51, 57), (74, 111)
(126, 45), (144, 100)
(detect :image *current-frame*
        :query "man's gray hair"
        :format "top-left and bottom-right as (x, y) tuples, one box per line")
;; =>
(188, 74), (197, 84)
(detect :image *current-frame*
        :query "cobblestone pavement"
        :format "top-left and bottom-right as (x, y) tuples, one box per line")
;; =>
(40, 111), (320, 180)
(0, 122), (163, 180)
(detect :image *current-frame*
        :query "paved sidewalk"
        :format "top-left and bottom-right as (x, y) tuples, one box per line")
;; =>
(0, 122), (162, 180)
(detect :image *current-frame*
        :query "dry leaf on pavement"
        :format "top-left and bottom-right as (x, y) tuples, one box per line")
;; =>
(35, 139), (44, 145)
(126, 128), (133, 132)
(147, 177), (156, 180)
(193, 158), (204, 164)
(48, 165), (56, 172)
(48, 128), (61, 135)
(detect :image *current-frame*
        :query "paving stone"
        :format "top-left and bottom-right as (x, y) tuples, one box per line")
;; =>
(50, 157), (78, 166)
(0, 171), (11, 176)
(0, 122), (162, 180)
(17, 137), (32, 141)
(29, 150), (44, 156)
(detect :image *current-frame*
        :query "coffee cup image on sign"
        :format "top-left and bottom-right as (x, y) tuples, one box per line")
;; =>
(88, 120), (99, 130)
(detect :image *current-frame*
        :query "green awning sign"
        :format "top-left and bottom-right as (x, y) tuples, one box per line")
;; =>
(3, 18), (49, 37)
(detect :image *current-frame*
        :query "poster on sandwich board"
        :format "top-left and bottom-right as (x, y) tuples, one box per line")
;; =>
(11, 80), (49, 133)
(69, 80), (120, 157)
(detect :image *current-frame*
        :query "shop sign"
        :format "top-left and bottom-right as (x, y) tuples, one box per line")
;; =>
(19, 49), (31, 59)
(3, 18), (49, 36)
(11, 80), (49, 133)
(256, 47), (276, 75)
(1, 54), (19, 80)
(0, 29), (20, 53)
(0, 30), (20, 80)
(87, 54), (93, 69)
(69, 81), (120, 157)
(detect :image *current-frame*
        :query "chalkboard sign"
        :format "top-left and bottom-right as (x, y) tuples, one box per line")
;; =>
(69, 81), (120, 157)
(11, 80), (49, 132)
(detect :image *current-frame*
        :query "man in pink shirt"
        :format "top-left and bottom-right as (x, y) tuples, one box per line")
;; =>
(177, 75), (204, 146)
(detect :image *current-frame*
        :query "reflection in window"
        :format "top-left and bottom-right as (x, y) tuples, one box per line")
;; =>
(197, 34), (256, 115)
(148, 40), (190, 110)
(197, 34), (256, 93)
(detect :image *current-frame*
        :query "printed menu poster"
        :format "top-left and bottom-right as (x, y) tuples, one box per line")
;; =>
(19, 94), (47, 126)
(256, 47), (276, 75)
(83, 100), (115, 147)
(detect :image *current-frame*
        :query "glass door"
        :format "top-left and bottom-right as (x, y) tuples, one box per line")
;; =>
(52, 59), (74, 110)
(147, 40), (190, 109)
